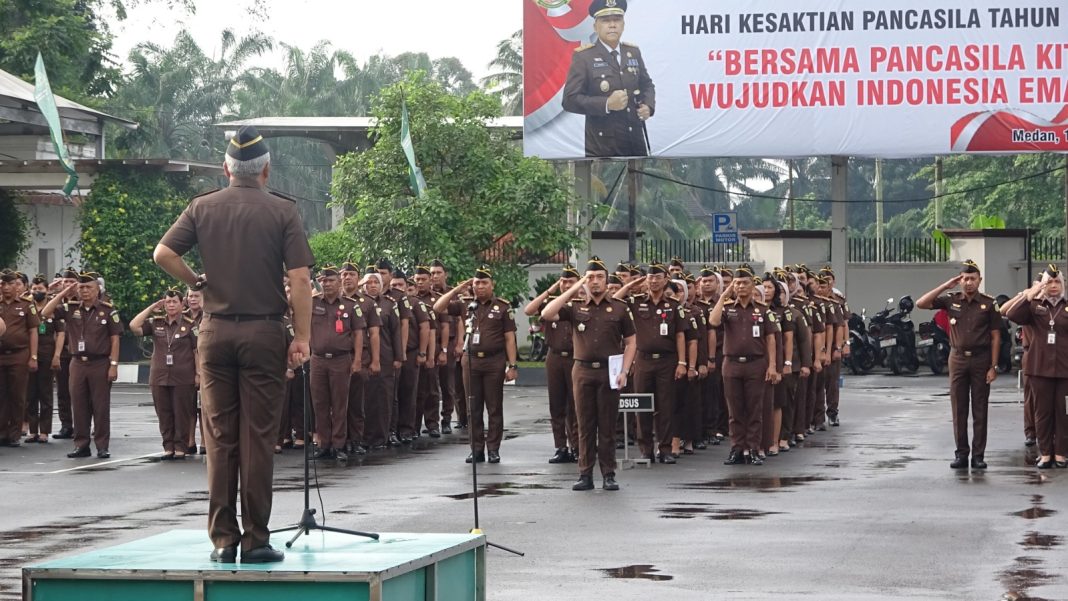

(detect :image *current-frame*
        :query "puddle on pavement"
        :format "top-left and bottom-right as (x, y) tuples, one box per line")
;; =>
(1010, 495), (1057, 520)
(1000, 556), (1057, 600)
(443, 481), (557, 500)
(1019, 532), (1062, 550)
(599, 564), (674, 581)
(659, 503), (782, 521)
(869, 456), (924, 470)
(673, 475), (841, 492)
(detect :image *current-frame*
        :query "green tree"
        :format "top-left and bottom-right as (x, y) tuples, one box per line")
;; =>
(482, 29), (523, 115)
(331, 72), (582, 299)
(0, 191), (31, 267)
(77, 168), (200, 317)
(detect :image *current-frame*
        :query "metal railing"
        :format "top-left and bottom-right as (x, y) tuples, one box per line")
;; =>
(639, 239), (751, 264)
(848, 237), (948, 263)
(1030, 235), (1065, 261)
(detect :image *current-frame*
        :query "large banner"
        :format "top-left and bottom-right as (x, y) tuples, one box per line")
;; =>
(523, 0), (1068, 159)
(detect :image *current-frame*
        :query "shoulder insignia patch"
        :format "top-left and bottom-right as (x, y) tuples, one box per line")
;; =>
(190, 188), (221, 201)
(575, 43), (594, 52)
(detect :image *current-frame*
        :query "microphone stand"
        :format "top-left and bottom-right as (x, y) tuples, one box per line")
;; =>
(272, 363), (379, 547)
(462, 299), (523, 557)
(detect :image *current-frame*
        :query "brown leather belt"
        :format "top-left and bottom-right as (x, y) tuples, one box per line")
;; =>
(576, 359), (609, 369)
(76, 354), (107, 362)
(639, 351), (676, 360)
(472, 349), (503, 359)
(313, 352), (351, 359)
(550, 350), (572, 358)
(727, 355), (762, 363)
(955, 349), (990, 358)
(1, 348), (27, 355)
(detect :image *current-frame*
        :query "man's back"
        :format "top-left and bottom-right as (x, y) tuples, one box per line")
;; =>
(161, 184), (310, 316)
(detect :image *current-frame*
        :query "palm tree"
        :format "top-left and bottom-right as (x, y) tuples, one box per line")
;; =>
(482, 29), (522, 115)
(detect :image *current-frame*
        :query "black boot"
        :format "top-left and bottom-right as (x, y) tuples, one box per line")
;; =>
(950, 453), (968, 469)
(548, 448), (570, 464)
(572, 475), (594, 491)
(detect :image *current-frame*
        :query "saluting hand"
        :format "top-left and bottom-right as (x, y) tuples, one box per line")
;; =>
(943, 274), (963, 290)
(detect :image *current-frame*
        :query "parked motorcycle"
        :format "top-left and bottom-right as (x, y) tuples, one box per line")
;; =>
(1012, 326), (1024, 371)
(917, 319), (950, 375)
(884, 295), (920, 375)
(526, 322), (547, 362)
(845, 310), (877, 375)
(865, 300), (895, 368)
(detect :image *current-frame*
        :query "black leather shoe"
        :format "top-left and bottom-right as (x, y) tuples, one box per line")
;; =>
(830, 416), (840, 427)
(1055, 460), (1068, 469)
(724, 449), (743, 465)
(548, 448), (570, 464)
(1025, 437), (1037, 447)
(67, 446), (91, 458)
(312, 448), (335, 460)
(747, 452), (764, 466)
(572, 475), (594, 491)
(603, 475), (619, 491)
(465, 451), (485, 464)
(96, 449), (110, 459)
(1037, 459), (1054, 469)
(658, 454), (676, 464)
(198, 446), (206, 455)
(352, 444), (367, 455)
(695, 441), (708, 450)
(569, 449), (579, 463)
(487, 450), (501, 464)
(428, 429), (441, 438)
(950, 455), (968, 469)
(335, 450), (349, 462)
(816, 425), (827, 432)
(52, 427), (73, 440)
(616, 441), (625, 449)
(388, 434), (401, 447)
(242, 544), (284, 564)
(970, 456), (987, 470)
(210, 545), (237, 563)
(441, 424), (452, 434)
(710, 437), (721, 446)
(3, 440), (21, 448)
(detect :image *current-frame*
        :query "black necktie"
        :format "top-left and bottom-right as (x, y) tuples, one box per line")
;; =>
(610, 50), (620, 71)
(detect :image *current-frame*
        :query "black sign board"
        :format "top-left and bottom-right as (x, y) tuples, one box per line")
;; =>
(618, 393), (654, 413)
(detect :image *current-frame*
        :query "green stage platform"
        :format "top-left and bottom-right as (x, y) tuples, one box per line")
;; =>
(23, 529), (486, 601)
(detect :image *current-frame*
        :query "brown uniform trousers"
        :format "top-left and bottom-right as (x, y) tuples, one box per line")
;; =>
(27, 359), (54, 436)
(279, 364), (308, 444)
(199, 316), (286, 553)
(546, 350), (578, 450)
(572, 363), (619, 477)
(418, 363), (441, 433)
(463, 353), (506, 452)
(0, 349), (29, 441)
(152, 384), (196, 453)
(397, 352), (420, 438)
(708, 356), (728, 438)
(438, 343), (457, 426)
(634, 354), (676, 457)
(1023, 372), (1035, 440)
(673, 375), (703, 443)
(723, 357), (767, 451)
(454, 360), (467, 427)
(70, 356), (111, 450)
(781, 372), (800, 440)
(1029, 376), (1068, 457)
(948, 350), (992, 457)
(347, 371), (366, 445)
(56, 354), (73, 432)
(364, 365), (395, 447)
(825, 359), (842, 418)
(311, 354), (352, 451)
(810, 366), (827, 428)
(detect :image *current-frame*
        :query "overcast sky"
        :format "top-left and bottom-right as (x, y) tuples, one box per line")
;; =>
(109, 0), (522, 81)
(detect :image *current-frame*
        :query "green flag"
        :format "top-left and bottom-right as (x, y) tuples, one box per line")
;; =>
(33, 53), (79, 198)
(400, 100), (427, 198)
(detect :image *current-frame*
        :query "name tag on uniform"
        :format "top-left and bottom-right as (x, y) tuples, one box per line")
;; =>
(166, 354), (174, 366)
(753, 325), (761, 338)
(1049, 332), (1057, 345)
(78, 341), (86, 352)
(660, 322), (668, 336)
(472, 332), (481, 345)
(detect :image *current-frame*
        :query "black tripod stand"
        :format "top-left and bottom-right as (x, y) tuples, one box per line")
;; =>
(272, 363), (379, 547)
(461, 308), (523, 557)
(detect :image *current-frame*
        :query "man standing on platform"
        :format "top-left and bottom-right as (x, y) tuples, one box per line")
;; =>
(436, 267), (518, 464)
(917, 260), (1001, 469)
(542, 257), (636, 491)
(154, 126), (315, 564)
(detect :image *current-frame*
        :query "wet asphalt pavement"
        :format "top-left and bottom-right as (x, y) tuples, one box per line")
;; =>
(1, 373), (1066, 600)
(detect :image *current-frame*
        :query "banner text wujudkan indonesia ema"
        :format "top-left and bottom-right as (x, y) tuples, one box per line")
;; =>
(680, 8), (1067, 109)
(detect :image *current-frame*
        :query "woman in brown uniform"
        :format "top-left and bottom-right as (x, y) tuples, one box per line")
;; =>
(1005, 266), (1068, 468)
(761, 272), (792, 458)
(130, 289), (198, 459)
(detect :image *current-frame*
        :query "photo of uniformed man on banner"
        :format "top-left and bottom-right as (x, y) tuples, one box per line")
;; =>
(561, 0), (656, 158)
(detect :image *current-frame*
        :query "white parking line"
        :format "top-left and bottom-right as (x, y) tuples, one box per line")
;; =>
(1, 451), (164, 475)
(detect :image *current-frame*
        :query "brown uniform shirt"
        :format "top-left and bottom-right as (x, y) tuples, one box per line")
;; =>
(540, 297), (575, 353)
(370, 294), (402, 362)
(386, 289), (414, 324)
(310, 294), (366, 356)
(406, 295), (432, 353)
(55, 300), (122, 357)
(159, 184), (315, 315)
(0, 297), (39, 351)
(721, 299), (777, 358)
(787, 298), (814, 368)
(931, 291), (1000, 352)
(1006, 297), (1068, 378)
(626, 294), (688, 354)
(141, 314), (198, 386)
(451, 297), (516, 357)
(558, 296), (635, 361)
(31, 299), (62, 358)
(354, 294), (383, 364)
(773, 305), (794, 370)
